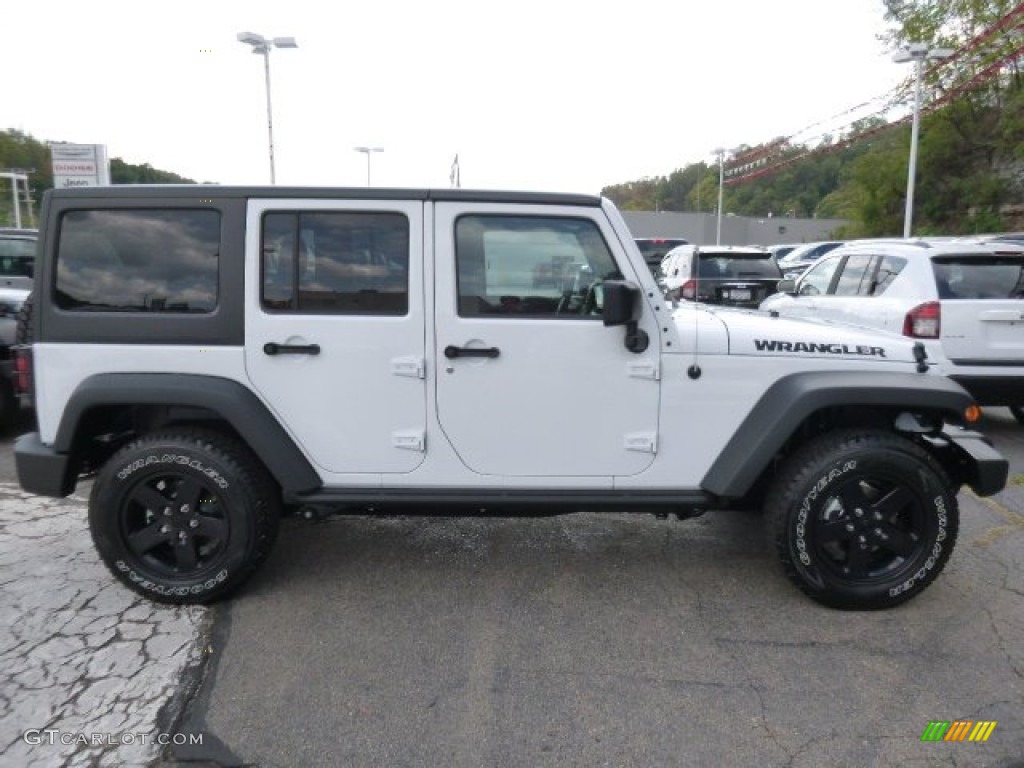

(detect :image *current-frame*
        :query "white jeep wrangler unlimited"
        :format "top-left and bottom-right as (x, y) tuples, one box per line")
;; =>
(15, 186), (1007, 609)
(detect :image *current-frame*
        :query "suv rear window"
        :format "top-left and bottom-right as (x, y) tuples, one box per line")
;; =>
(698, 253), (781, 278)
(932, 255), (1024, 299)
(55, 209), (220, 313)
(0, 234), (36, 277)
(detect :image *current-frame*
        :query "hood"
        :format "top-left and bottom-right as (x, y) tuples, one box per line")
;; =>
(671, 304), (928, 366)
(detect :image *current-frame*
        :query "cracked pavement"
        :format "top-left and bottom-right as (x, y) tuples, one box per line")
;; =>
(0, 483), (207, 768)
(0, 410), (1022, 767)
(177, 411), (1024, 767)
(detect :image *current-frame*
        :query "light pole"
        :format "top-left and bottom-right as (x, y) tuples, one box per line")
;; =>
(354, 147), (384, 186)
(893, 42), (953, 238)
(237, 32), (298, 185)
(712, 148), (726, 245)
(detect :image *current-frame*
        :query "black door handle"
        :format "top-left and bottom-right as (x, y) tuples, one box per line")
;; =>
(444, 345), (500, 359)
(264, 342), (321, 356)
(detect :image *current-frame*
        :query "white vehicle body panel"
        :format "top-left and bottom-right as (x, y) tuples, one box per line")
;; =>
(761, 241), (1024, 399)
(432, 201), (660, 479)
(26, 194), (954, 496)
(243, 199), (428, 476)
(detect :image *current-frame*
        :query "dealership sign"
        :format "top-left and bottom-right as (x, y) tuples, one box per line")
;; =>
(50, 143), (110, 188)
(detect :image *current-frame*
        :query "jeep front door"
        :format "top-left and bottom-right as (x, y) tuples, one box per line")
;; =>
(433, 203), (660, 478)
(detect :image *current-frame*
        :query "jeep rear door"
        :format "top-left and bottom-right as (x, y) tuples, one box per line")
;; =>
(432, 202), (660, 479)
(933, 253), (1024, 363)
(243, 199), (427, 475)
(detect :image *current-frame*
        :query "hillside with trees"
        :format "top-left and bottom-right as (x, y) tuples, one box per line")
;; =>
(602, 0), (1024, 237)
(0, 129), (193, 227)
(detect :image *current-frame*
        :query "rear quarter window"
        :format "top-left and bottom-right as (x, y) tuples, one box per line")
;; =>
(55, 209), (220, 313)
(932, 255), (1024, 299)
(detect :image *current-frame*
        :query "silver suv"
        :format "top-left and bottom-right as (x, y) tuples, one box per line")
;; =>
(761, 238), (1024, 422)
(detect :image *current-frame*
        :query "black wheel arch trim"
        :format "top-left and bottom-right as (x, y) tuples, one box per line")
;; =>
(701, 371), (979, 498)
(55, 373), (321, 495)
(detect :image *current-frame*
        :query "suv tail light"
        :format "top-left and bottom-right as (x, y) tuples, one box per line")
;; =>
(903, 301), (940, 338)
(680, 279), (697, 300)
(12, 345), (32, 397)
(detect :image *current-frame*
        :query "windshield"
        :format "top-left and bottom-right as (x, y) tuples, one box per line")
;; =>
(0, 235), (36, 277)
(778, 242), (841, 266)
(635, 238), (688, 265)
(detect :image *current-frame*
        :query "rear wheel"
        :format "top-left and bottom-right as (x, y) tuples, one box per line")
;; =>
(89, 427), (280, 604)
(767, 429), (958, 610)
(1009, 406), (1024, 425)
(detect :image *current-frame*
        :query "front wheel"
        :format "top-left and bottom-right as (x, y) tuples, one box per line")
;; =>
(89, 428), (281, 604)
(1009, 405), (1024, 425)
(766, 429), (958, 610)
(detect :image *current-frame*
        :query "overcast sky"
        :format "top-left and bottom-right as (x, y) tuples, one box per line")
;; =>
(6, 0), (907, 194)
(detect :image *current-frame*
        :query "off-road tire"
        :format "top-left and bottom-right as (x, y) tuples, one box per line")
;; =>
(766, 429), (958, 610)
(15, 292), (33, 346)
(89, 427), (281, 604)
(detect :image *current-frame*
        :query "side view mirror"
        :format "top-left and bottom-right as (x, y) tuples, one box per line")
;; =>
(602, 280), (649, 354)
(776, 278), (797, 295)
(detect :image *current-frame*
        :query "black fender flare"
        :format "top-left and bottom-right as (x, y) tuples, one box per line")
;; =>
(701, 371), (975, 498)
(55, 373), (321, 495)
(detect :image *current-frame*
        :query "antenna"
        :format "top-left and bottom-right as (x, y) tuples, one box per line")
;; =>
(688, 246), (702, 379)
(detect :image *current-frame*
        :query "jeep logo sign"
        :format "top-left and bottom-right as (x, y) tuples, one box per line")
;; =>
(50, 143), (110, 188)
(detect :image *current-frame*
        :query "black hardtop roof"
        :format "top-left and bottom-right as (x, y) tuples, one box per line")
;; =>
(45, 185), (603, 207)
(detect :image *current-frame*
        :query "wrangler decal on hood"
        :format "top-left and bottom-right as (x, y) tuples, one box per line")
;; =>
(754, 339), (887, 357)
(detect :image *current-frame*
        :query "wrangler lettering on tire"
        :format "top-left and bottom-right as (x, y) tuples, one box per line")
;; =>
(767, 429), (958, 609)
(89, 428), (280, 604)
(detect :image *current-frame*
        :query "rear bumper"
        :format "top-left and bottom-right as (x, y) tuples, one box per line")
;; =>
(948, 374), (1024, 406)
(943, 427), (1008, 497)
(15, 432), (76, 497)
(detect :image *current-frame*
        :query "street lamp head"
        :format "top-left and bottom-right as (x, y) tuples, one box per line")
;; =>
(892, 42), (955, 63)
(272, 37), (298, 49)
(237, 31), (266, 46)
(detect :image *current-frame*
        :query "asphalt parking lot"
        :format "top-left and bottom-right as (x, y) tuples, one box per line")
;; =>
(1, 408), (1022, 767)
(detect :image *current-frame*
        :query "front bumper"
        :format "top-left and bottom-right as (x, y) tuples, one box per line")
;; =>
(15, 432), (75, 497)
(943, 427), (1008, 497)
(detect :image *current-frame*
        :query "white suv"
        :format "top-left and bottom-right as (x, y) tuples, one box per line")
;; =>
(14, 186), (1008, 610)
(761, 238), (1024, 422)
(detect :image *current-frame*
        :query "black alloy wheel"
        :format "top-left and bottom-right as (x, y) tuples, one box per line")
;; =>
(767, 429), (958, 609)
(89, 428), (280, 604)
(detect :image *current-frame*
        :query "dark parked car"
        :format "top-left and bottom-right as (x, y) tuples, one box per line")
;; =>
(659, 245), (782, 308)
(0, 228), (36, 425)
(634, 237), (689, 277)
